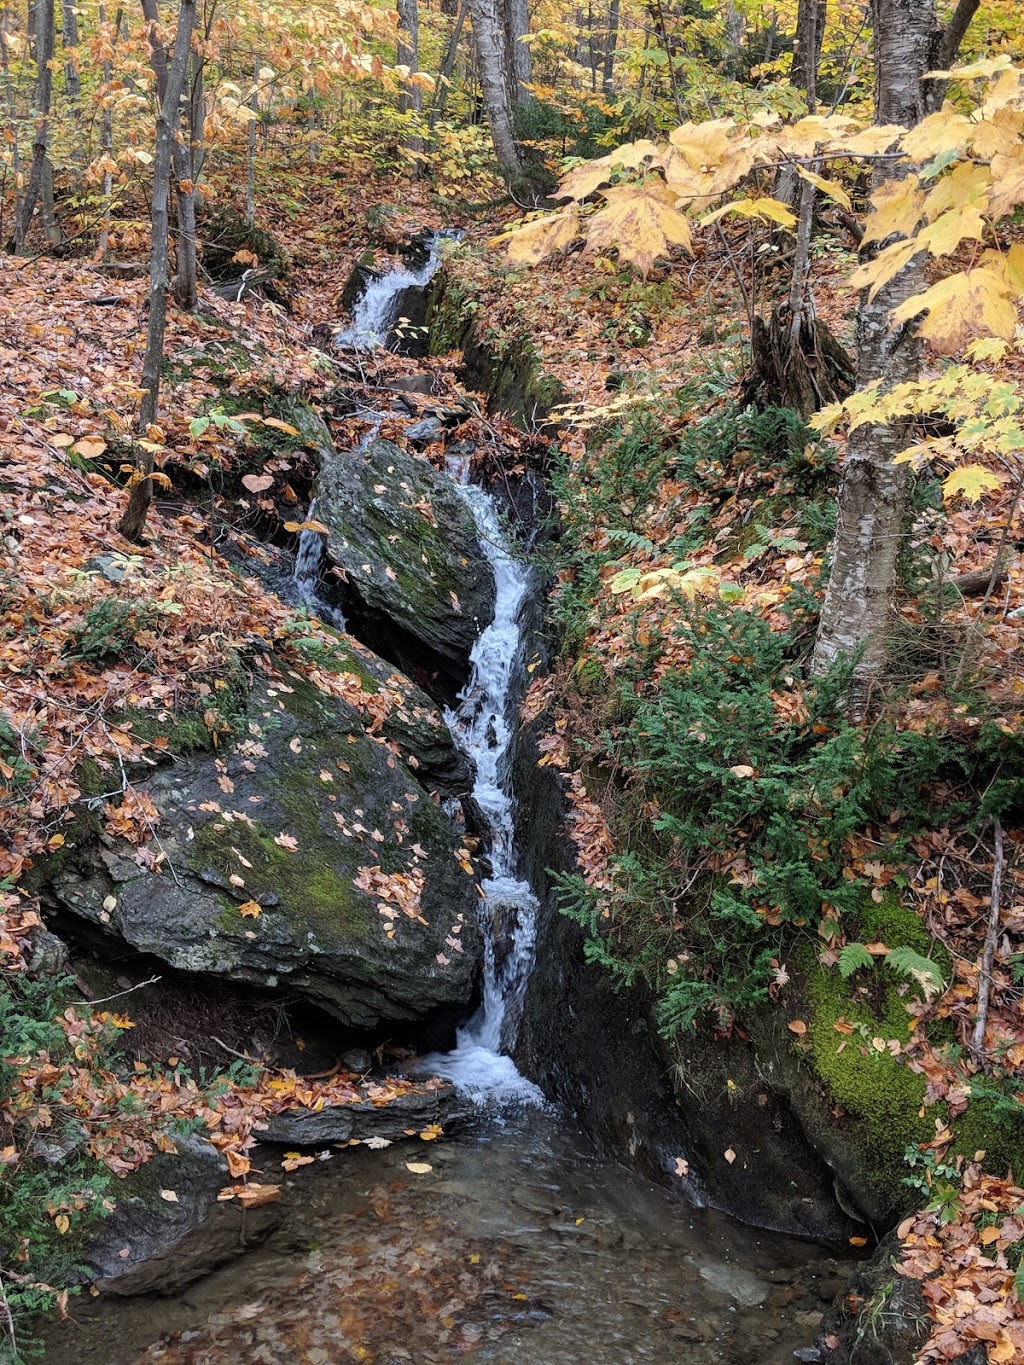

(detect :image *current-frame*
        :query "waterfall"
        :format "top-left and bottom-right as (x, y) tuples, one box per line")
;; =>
(292, 496), (348, 631)
(418, 458), (545, 1107)
(335, 234), (448, 350)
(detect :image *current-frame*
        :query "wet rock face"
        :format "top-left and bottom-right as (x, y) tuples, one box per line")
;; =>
(49, 664), (481, 1032)
(513, 719), (860, 1243)
(316, 437), (495, 688)
(261, 1083), (473, 1146)
(84, 1135), (281, 1296)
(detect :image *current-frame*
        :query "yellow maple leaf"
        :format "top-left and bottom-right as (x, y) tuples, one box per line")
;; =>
(941, 464), (1003, 502)
(495, 207), (579, 267)
(795, 166), (852, 211)
(891, 264), (1017, 354)
(988, 143), (1024, 219)
(916, 203), (987, 257)
(861, 176), (924, 249)
(1002, 241), (1024, 296)
(899, 107), (974, 162)
(557, 139), (660, 201)
(826, 123), (907, 157)
(848, 237), (921, 300)
(932, 54), (1013, 81)
(921, 161), (990, 223)
(238, 899), (262, 918)
(701, 196), (796, 229)
(969, 106), (1024, 160)
(585, 180), (692, 278)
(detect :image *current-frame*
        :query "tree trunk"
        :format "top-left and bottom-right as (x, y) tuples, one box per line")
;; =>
(139, 0), (196, 307)
(810, 0), (936, 688)
(18, 0), (55, 244)
(791, 0), (826, 97)
(397, 0), (423, 159)
(468, 0), (523, 182)
(0, 20), (25, 251)
(506, 0), (531, 102)
(246, 58), (258, 226)
(61, 0), (81, 119)
(924, 0), (980, 111)
(428, 0), (468, 131)
(117, 0), (196, 543)
(776, 0), (826, 206)
(603, 0), (619, 94)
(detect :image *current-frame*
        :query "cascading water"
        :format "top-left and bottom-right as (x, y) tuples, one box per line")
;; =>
(314, 236), (544, 1104)
(335, 233), (449, 350)
(418, 456), (545, 1106)
(292, 496), (347, 631)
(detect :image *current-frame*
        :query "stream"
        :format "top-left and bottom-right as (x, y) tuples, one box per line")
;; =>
(41, 240), (852, 1365)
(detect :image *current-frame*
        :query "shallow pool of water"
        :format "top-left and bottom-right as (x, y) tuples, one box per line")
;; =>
(42, 1107), (851, 1364)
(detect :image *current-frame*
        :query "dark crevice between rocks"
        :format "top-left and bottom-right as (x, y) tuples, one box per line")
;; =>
(45, 929), (474, 1071)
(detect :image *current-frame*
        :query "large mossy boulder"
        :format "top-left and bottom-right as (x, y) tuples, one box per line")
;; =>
(82, 1135), (281, 1297)
(316, 437), (495, 685)
(49, 661), (481, 1032)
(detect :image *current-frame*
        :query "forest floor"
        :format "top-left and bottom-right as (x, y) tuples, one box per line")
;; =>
(2, 162), (1024, 1361)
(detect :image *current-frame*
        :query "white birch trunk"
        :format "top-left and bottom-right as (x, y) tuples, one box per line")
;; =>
(468, 0), (523, 182)
(811, 0), (936, 687)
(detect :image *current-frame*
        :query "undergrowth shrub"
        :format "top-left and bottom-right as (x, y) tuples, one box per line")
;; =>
(555, 604), (986, 1032)
(62, 597), (164, 667)
(547, 380), (1020, 1031)
(0, 959), (114, 1362)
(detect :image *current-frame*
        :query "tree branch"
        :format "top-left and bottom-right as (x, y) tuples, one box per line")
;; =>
(924, 0), (980, 112)
(933, 0), (980, 72)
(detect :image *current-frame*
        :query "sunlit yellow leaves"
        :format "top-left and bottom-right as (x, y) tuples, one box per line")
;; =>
(891, 262), (1017, 354)
(916, 203), (987, 257)
(987, 144), (1024, 219)
(968, 105), (1024, 159)
(848, 237), (921, 301)
(933, 55), (1015, 82)
(556, 139), (660, 201)
(860, 176), (924, 248)
(701, 196), (796, 229)
(795, 166), (852, 210)
(965, 336), (1010, 362)
(941, 464), (1003, 502)
(661, 120), (757, 204)
(610, 563), (718, 602)
(495, 207), (580, 266)
(921, 160), (990, 223)
(900, 106), (974, 162)
(831, 123), (906, 156)
(585, 181), (692, 278)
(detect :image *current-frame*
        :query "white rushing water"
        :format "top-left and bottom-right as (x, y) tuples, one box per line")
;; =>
(419, 456), (545, 1107)
(334, 234), (448, 350)
(292, 495), (347, 631)
(315, 240), (543, 1106)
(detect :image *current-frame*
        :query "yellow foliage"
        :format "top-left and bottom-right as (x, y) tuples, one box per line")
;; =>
(795, 166), (852, 210)
(557, 140), (660, 201)
(585, 181), (693, 278)
(941, 464), (1004, 502)
(987, 143), (1024, 218)
(891, 261), (1017, 354)
(899, 106), (974, 161)
(495, 208), (580, 267)
(702, 196), (797, 229)
(860, 176), (924, 248)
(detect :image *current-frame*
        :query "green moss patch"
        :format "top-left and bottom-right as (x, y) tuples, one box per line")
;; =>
(797, 898), (942, 1207)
